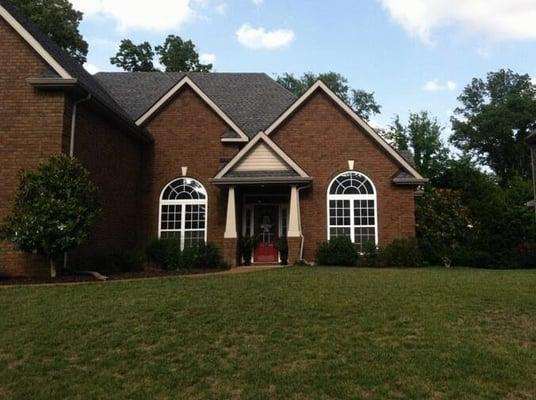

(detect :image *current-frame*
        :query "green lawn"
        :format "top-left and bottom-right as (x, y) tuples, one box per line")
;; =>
(1, 267), (535, 399)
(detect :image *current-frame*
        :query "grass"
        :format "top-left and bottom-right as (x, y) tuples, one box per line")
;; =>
(0, 267), (535, 399)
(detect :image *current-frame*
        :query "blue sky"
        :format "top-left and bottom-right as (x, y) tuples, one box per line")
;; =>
(72, 0), (536, 135)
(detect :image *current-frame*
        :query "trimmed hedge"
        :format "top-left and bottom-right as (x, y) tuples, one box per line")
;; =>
(316, 237), (421, 267)
(145, 239), (226, 270)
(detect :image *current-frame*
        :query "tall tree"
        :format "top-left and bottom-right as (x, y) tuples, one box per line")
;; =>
(110, 39), (156, 72)
(450, 69), (536, 185)
(12, 0), (88, 63)
(155, 35), (212, 72)
(276, 72), (381, 121)
(385, 112), (449, 183)
(111, 35), (212, 73)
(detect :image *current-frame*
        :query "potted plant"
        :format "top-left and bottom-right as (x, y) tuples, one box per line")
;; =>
(276, 237), (289, 265)
(240, 235), (256, 266)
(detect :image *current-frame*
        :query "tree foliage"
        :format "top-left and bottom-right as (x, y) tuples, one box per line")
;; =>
(431, 158), (536, 267)
(416, 189), (473, 267)
(276, 72), (381, 121)
(111, 35), (212, 73)
(385, 112), (450, 183)
(110, 40), (156, 72)
(0, 155), (100, 277)
(12, 0), (88, 63)
(450, 69), (536, 185)
(155, 35), (212, 72)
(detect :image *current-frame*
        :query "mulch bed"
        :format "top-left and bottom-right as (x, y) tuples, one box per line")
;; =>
(0, 268), (225, 286)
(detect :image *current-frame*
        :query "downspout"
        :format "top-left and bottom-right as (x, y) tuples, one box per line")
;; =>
(63, 94), (97, 275)
(297, 183), (311, 261)
(69, 93), (92, 157)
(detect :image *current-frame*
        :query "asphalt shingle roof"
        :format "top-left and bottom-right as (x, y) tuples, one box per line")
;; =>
(94, 72), (297, 138)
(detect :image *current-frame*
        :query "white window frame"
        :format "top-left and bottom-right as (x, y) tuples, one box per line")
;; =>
(158, 177), (208, 250)
(326, 171), (379, 247)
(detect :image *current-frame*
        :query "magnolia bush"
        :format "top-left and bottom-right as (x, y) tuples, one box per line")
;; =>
(0, 155), (100, 277)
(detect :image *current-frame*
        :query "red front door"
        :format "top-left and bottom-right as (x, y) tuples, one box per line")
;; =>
(254, 205), (279, 263)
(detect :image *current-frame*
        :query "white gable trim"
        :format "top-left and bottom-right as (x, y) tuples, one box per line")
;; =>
(214, 131), (309, 179)
(0, 5), (71, 79)
(264, 80), (425, 180)
(135, 76), (249, 142)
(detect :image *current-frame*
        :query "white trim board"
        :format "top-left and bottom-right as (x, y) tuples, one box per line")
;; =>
(0, 5), (71, 79)
(264, 80), (425, 181)
(135, 76), (249, 142)
(214, 131), (310, 179)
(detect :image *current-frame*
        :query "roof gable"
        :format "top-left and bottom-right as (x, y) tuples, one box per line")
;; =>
(94, 72), (296, 138)
(134, 75), (249, 142)
(264, 80), (426, 181)
(0, 0), (149, 141)
(214, 132), (310, 180)
(234, 142), (292, 172)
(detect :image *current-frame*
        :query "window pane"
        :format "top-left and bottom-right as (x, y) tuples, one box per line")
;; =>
(330, 227), (351, 238)
(162, 178), (207, 200)
(161, 204), (181, 231)
(185, 204), (206, 230)
(280, 207), (288, 237)
(354, 227), (375, 252)
(330, 199), (350, 226)
(161, 231), (181, 240)
(184, 230), (204, 248)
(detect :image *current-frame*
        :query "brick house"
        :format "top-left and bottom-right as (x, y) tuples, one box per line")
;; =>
(0, 0), (426, 276)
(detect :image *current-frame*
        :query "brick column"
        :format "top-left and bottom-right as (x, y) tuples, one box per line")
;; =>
(223, 187), (238, 267)
(287, 237), (301, 265)
(223, 238), (238, 268)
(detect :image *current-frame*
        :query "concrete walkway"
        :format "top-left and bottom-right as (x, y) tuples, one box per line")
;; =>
(0, 265), (285, 289)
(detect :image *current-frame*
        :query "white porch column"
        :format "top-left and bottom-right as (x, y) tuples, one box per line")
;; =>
(288, 185), (301, 237)
(224, 186), (237, 238)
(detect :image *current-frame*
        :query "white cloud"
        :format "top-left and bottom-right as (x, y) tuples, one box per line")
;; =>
(236, 24), (295, 49)
(200, 53), (216, 64)
(379, 0), (536, 43)
(215, 3), (227, 14)
(252, 0), (264, 6)
(83, 63), (100, 74)
(71, 0), (195, 31)
(423, 79), (457, 92)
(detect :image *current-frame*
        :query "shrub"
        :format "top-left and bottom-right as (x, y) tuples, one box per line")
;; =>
(276, 237), (289, 265)
(146, 238), (181, 270)
(316, 236), (359, 266)
(360, 240), (379, 267)
(146, 239), (225, 270)
(0, 155), (100, 277)
(197, 242), (225, 269)
(239, 235), (257, 266)
(379, 239), (421, 267)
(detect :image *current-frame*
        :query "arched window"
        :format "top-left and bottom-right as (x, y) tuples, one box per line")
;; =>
(327, 171), (378, 251)
(159, 178), (207, 249)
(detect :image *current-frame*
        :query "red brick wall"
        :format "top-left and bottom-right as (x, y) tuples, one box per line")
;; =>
(142, 86), (240, 251)
(69, 102), (146, 266)
(270, 90), (417, 261)
(0, 17), (67, 276)
(0, 16), (147, 276)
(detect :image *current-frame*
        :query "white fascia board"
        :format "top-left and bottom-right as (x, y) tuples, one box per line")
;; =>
(214, 131), (309, 179)
(0, 5), (71, 79)
(135, 76), (249, 142)
(264, 80), (425, 180)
